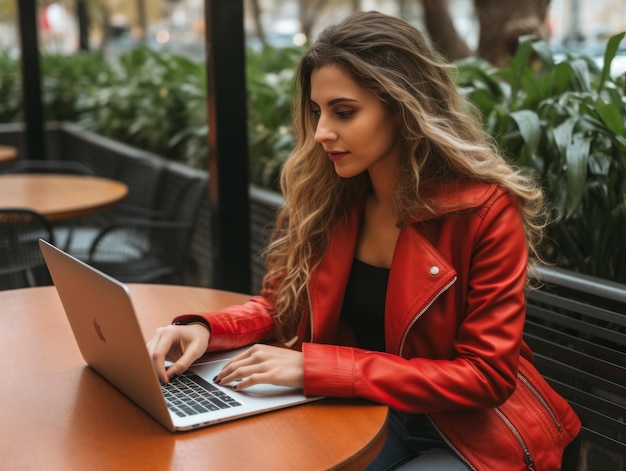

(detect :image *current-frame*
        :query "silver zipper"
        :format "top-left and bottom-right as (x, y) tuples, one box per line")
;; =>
(398, 276), (456, 356)
(518, 372), (562, 432)
(430, 405), (537, 471)
(494, 408), (536, 470)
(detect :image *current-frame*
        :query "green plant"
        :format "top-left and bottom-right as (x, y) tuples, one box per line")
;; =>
(0, 44), (302, 183)
(76, 47), (208, 166)
(456, 33), (626, 282)
(3, 36), (624, 282)
(41, 52), (110, 122)
(0, 50), (21, 122)
(246, 45), (305, 190)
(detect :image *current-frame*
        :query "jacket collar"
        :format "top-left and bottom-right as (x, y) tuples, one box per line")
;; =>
(407, 181), (496, 223)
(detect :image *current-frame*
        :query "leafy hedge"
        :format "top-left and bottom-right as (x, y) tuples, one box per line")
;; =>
(246, 45), (304, 190)
(0, 50), (20, 122)
(1, 36), (624, 281)
(456, 33), (626, 282)
(0, 44), (303, 184)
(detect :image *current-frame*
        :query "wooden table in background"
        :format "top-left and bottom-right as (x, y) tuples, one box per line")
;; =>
(0, 174), (128, 220)
(0, 144), (17, 163)
(0, 285), (388, 471)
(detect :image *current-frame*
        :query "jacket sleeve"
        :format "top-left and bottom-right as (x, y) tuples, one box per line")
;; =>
(302, 190), (529, 413)
(173, 294), (275, 352)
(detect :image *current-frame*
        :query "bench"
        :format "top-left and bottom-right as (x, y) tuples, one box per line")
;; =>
(524, 266), (626, 470)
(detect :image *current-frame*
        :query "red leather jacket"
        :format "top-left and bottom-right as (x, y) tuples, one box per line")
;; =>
(175, 182), (579, 470)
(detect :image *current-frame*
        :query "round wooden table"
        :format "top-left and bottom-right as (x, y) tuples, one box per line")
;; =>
(0, 285), (388, 471)
(0, 173), (128, 220)
(0, 144), (17, 163)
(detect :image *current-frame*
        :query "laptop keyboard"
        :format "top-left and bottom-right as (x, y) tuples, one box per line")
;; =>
(162, 372), (242, 417)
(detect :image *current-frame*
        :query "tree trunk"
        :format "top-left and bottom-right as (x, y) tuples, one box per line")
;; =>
(422, 0), (471, 61)
(299, 0), (328, 39)
(248, 0), (266, 45)
(135, 0), (147, 42)
(98, 3), (112, 51)
(474, 0), (550, 66)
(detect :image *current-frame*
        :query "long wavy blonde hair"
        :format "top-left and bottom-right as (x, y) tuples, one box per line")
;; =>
(262, 11), (547, 342)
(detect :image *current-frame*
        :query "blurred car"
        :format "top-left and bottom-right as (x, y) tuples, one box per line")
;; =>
(552, 41), (626, 78)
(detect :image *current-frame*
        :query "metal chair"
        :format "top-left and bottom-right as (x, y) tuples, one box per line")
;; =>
(0, 209), (54, 290)
(85, 164), (208, 284)
(6, 159), (95, 175)
(60, 154), (166, 258)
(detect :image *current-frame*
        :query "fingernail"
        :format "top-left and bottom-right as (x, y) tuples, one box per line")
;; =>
(213, 376), (220, 384)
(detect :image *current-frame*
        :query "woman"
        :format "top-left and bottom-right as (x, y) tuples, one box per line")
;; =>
(148, 11), (579, 470)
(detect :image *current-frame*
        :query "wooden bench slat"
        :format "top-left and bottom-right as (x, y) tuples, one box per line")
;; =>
(577, 427), (626, 455)
(524, 334), (626, 379)
(524, 322), (624, 365)
(524, 267), (626, 470)
(526, 290), (626, 325)
(526, 304), (626, 344)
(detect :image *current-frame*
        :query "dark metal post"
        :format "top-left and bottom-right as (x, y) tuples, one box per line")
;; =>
(204, 1), (251, 293)
(17, 0), (46, 160)
(77, 0), (90, 51)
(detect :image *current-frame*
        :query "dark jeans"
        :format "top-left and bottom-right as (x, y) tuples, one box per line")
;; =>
(365, 410), (470, 471)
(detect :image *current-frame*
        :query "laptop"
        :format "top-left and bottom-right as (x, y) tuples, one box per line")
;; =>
(39, 239), (321, 432)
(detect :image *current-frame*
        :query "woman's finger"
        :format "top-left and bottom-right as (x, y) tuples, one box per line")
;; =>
(146, 324), (210, 383)
(215, 344), (303, 389)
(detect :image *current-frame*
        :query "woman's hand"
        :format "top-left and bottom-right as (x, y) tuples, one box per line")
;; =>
(146, 323), (210, 384)
(215, 344), (304, 390)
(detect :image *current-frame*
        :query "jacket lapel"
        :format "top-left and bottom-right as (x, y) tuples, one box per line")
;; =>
(307, 207), (457, 353)
(385, 226), (456, 355)
(307, 209), (360, 343)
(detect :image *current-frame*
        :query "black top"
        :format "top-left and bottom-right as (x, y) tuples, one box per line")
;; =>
(341, 258), (389, 351)
(340, 258), (446, 444)
(341, 258), (447, 444)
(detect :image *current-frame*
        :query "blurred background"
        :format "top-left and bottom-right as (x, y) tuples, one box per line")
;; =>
(0, 0), (624, 67)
